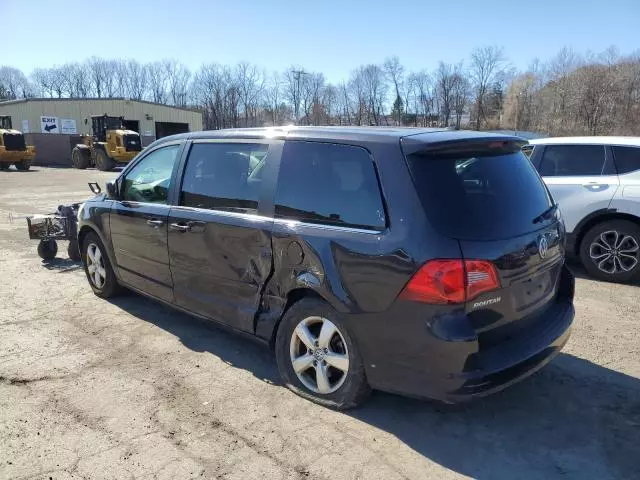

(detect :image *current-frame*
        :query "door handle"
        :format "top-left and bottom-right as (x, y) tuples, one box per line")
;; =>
(170, 221), (206, 233)
(170, 222), (190, 232)
(146, 219), (164, 227)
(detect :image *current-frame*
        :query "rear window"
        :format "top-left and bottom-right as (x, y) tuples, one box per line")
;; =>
(406, 151), (553, 240)
(612, 146), (640, 174)
(539, 144), (606, 176)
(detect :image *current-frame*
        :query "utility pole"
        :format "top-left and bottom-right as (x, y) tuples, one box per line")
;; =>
(291, 69), (308, 124)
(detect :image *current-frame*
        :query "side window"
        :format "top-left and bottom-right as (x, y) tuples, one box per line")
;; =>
(521, 145), (533, 159)
(122, 145), (180, 203)
(180, 143), (268, 214)
(612, 146), (640, 174)
(539, 145), (605, 177)
(274, 141), (386, 230)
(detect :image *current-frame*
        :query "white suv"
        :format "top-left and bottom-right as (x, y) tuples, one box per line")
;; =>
(526, 137), (640, 283)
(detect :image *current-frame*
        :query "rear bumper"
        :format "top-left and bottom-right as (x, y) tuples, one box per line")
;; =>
(0, 146), (35, 161)
(350, 266), (575, 403)
(442, 301), (573, 402)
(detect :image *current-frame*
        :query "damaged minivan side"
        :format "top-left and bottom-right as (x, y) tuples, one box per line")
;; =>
(77, 127), (575, 409)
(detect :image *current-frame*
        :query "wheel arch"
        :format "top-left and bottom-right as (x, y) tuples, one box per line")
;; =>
(77, 223), (120, 281)
(262, 288), (329, 350)
(573, 209), (640, 255)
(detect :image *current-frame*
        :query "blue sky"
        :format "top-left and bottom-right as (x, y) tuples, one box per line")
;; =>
(5, 0), (639, 83)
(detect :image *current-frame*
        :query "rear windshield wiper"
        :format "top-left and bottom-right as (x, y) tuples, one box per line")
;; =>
(533, 203), (558, 224)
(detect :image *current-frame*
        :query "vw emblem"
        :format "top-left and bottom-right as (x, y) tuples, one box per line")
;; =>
(539, 236), (548, 259)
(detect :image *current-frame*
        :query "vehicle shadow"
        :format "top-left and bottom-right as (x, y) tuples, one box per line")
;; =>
(108, 295), (640, 480)
(566, 258), (640, 286)
(42, 257), (82, 272)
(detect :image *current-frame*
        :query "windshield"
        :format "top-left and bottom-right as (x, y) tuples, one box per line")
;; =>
(406, 150), (553, 241)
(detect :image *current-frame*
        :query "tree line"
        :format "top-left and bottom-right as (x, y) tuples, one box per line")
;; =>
(1, 46), (638, 136)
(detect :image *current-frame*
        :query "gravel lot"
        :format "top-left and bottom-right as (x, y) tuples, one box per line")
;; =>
(1, 166), (639, 480)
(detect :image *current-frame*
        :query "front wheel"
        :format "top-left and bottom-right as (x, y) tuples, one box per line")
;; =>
(275, 298), (371, 409)
(95, 149), (115, 171)
(15, 160), (31, 171)
(82, 232), (120, 298)
(72, 147), (90, 169)
(580, 219), (640, 283)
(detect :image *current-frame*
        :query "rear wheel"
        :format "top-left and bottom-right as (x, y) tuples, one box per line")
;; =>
(72, 147), (90, 169)
(15, 160), (31, 171)
(275, 298), (371, 409)
(37, 239), (57, 260)
(95, 149), (115, 171)
(580, 219), (640, 283)
(0, 163), (9, 171)
(82, 232), (120, 298)
(67, 240), (81, 262)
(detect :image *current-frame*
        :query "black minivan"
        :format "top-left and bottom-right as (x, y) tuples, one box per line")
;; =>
(78, 127), (575, 409)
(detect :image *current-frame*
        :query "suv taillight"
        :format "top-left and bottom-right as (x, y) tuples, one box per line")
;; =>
(399, 259), (500, 305)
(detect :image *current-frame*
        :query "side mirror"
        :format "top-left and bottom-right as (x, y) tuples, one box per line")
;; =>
(84, 118), (88, 125)
(106, 181), (118, 199)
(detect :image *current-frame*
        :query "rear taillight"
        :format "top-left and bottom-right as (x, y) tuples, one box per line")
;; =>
(399, 259), (500, 305)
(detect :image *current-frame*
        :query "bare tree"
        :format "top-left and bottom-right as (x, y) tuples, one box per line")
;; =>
(147, 61), (168, 103)
(408, 70), (434, 126)
(86, 57), (109, 98)
(163, 60), (191, 106)
(435, 62), (456, 126)
(451, 63), (470, 129)
(384, 56), (405, 125)
(0, 66), (33, 99)
(125, 60), (147, 100)
(355, 64), (387, 125)
(265, 71), (287, 125)
(31, 68), (55, 97)
(469, 46), (506, 129)
(235, 62), (265, 127)
(284, 67), (308, 124)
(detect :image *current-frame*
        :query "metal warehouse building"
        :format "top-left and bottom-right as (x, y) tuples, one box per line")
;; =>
(0, 98), (203, 166)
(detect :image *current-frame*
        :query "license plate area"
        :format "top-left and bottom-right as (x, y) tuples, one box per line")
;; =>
(511, 266), (559, 312)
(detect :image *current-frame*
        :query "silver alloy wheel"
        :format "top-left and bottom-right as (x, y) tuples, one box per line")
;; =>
(289, 316), (349, 395)
(86, 243), (107, 289)
(589, 230), (639, 274)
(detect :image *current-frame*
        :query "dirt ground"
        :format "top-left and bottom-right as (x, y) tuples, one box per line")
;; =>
(0, 166), (639, 480)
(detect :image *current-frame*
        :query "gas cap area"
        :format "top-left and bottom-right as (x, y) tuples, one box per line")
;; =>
(286, 241), (304, 266)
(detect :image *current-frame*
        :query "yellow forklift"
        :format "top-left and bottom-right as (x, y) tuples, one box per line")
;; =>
(71, 114), (142, 171)
(0, 116), (36, 171)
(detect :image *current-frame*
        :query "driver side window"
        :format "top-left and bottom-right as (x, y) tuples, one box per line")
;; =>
(122, 145), (180, 203)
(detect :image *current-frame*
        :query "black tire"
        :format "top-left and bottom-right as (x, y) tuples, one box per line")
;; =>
(37, 239), (58, 260)
(0, 163), (9, 171)
(72, 147), (90, 169)
(579, 219), (640, 283)
(67, 240), (81, 262)
(15, 160), (31, 171)
(95, 149), (115, 171)
(82, 231), (120, 298)
(275, 298), (371, 409)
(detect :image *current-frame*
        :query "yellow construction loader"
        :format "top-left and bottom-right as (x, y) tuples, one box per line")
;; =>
(71, 114), (142, 171)
(0, 116), (36, 171)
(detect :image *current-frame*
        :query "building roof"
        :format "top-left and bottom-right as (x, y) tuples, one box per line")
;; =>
(529, 136), (640, 146)
(0, 97), (202, 113)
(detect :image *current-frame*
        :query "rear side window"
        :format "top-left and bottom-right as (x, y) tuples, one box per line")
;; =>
(521, 145), (533, 158)
(180, 143), (268, 214)
(275, 141), (386, 230)
(612, 146), (640, 174)
(539, 145), (605, 176)
(406, 150), (553, 241)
